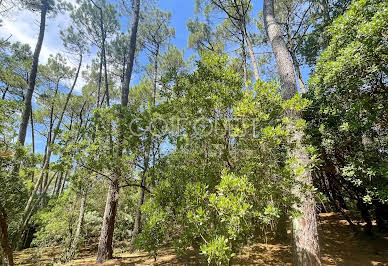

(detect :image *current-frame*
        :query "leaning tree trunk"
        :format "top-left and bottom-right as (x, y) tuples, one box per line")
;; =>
(18, 0), (48, 145)
(18, 54), (82, 245)
(0, 207), (14, 266)
(263, 0), (321, 265)
(244, 29), (260, 81)
(96, 0), (140, 263)
(63, 192), (87, 261)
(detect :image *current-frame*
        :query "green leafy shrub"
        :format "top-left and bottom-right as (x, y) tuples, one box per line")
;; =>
(135, 201), (167, 261)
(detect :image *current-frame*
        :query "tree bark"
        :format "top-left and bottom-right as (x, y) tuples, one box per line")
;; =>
(96, 180), (119, 263)
(30, 109), (35, 155)
(0, 207), (14, 266)
(96, 0), (140, 263)
(263, 0), (321, 265)
(288, 39), (307, 93)
(121, 0), (140, 107)
(244, 30), (260, 81)
(290, 130), (321, 266)
(98, 4), (110, 107)
(30, 109), (35, 183)
(263, 0), (297, 100)
(59, 172), (67, 195)
(241, 40), (248, 90)
(18, 0), (48, 145)
(64, 192), (87, 261)
(152, 46), (159, 107)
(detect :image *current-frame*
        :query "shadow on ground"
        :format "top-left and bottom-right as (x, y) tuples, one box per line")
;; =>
(14, 213), (388, 265)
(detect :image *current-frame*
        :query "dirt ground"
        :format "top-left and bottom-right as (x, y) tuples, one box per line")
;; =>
(14, 213), (388, 265)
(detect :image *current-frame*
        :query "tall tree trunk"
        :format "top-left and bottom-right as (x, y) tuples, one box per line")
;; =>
(64, 192), (87, 261)
(97, 48), (103, 107)
(244, 30), (260, 81)
(241, 40), (248, 90)
(263, 0), (297, 100)
(287, 34), (307, 94)
(96, 0), (140, 263)
(30, 109), (35, 183)
(102, 44), (110, 107)
(131, 41), (157, 244)
(131, 40), (156, 246)
(18, 55), (82, 243)
(152, 46), (159, 107)
(130, 182), (145, 246)
(2, 85), (8, 99)
(96, 180), (119, 263)
(99, 5), (110, 107)
(20, 172), (57, 244)
(130, 157), (149, 246)
(59, 171), (68, 195)
(18, 0), (48, 145)
(263, 0), (321, 265)
(290, 49), (307, 94)
(30, 109), (35, 155)
(0, 207), (13, 266)
(121, 0), (140, 107)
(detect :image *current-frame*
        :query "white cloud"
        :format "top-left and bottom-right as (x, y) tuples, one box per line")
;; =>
(0, 5), (91, 93)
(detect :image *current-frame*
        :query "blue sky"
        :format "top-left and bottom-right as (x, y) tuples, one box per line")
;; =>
(1, 0), (310, 155)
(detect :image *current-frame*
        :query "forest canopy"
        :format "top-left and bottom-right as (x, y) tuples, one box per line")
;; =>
(0, 0), (387, 265)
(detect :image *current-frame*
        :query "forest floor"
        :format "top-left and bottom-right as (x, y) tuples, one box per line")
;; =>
(14, 213), (388, 265)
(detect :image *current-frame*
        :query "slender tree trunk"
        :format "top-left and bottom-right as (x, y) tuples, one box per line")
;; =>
(290, 50), (307, 94)
(244, 30), (260, 81)
(59, 172), (67, 195)
(287, 37), (307, 93)
(97, 51), (103, 107)
(241, 40), (248, 90)
(73, 193), (87, 247)
(2, 85), (8, 100)
(64, 192), (87, 261)
(18, 0), (48, 145)
(98, 5), (110, 107)
(102, 43), (110, 107)
(131, 40), (157, 244)
(30, 109), (35, 154)
(20, 172), (57, 242)
(152, 46), (159, 107)
(30, 109), (35, 183)
(121, 0), (140, 107)
(0, 207), (13, 266)
(130, 184), (145, 246)
(41, 79), (59, 200)
(54, 172), (61, 195)
(96, 0), (140, 264)
(130, 161), (148, 246)
(263, 0), (321, 265)
(18, 55), (82, 243)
